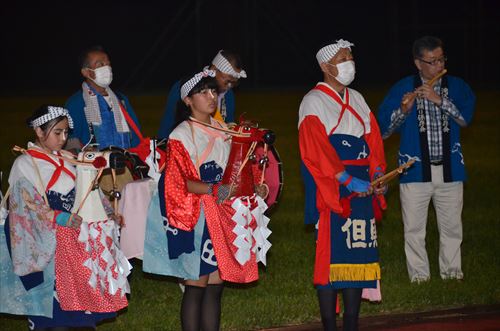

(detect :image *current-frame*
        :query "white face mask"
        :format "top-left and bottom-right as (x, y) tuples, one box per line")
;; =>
(89, 65), (113, 88)
(330, 60), (356, 86)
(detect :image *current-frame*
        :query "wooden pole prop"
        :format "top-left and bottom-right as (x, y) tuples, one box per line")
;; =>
(371, 159), (416, 187)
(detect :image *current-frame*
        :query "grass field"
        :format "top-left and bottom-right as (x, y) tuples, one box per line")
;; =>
(0, 88), (499, 330)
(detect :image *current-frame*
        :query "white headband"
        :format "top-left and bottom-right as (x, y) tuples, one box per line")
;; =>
(180, 69), (216, 99)
(316, 39), (355, 64)
(30, 106), (74, 129)
(212, 50), (247, 79)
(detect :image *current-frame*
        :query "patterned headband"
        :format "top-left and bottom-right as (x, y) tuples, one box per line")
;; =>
(316, 39), (355, 64)
(180, 69), (216, 99)
(212, 50), (247, 79)
(30, 106), (74, 129)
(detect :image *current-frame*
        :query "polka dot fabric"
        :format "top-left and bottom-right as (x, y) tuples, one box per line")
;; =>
(164, 139), (202, 231)
(202, 195), (259, 283)
(55, 225), (127, 312)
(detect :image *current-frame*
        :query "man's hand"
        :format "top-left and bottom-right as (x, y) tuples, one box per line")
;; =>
(337, 171), (372, 196)
(415, 84), (442, 105)
(371, 172), (388, 195)
(401, 92), (416, 113)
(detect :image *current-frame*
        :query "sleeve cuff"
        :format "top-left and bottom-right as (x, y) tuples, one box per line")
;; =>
(55, 211), (71, 226)
(441, 98), (460, 117)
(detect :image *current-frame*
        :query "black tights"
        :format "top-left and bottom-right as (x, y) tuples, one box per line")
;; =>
(317, 287), (362, 331)
(181, 284), (224, 331)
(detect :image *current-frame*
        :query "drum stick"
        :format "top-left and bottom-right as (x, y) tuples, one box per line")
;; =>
(65, 167), (104, 226)
(237, 141), (258, 177)
(159, 162), (166, 173)
(75, 167), (105, 215)
(370, 159), (416, 187)
(402, 69), (447, 105)
(260, 144), (268, 185)
(111, 168), (118, 212)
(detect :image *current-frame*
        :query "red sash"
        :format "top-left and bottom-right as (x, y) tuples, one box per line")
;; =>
(118, 101), (144, 141)
(313, 84), (366, 135)
(118, 98), (166, 168)
(27, 149), (76, 192)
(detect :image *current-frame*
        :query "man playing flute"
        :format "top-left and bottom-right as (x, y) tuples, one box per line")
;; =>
(377, 36), (475, 283)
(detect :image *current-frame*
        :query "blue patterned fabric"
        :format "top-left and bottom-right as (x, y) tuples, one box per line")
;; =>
(199, 160), (224, 184)
(301, 161), (319, 225)
(0, 220), (55, 317)
(65, 88), (140, 149)
(144, 160), (222, 279)
(92, 91), (131, 149)
(28, 298), (115, 329)
(304, 134), (379, 290)
(142, 183), (205, 280)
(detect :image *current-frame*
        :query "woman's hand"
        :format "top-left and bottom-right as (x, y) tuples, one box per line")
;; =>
(108, 213), (124, 226)
(216, 184), (237, 204)
(67, 214), (83, 229)
(255, 183), (269, 199)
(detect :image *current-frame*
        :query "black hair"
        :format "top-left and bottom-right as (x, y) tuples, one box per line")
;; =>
(220, 50), (243, 70)
(26, 105), (68, 136)
(174, 75), (218, 128)
(78, 45), (107, 68)
(412, 36), (444, 59)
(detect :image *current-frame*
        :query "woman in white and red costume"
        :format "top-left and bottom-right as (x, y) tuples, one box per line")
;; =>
(0, 105), (128, 330)
(160, 69), (269, 331)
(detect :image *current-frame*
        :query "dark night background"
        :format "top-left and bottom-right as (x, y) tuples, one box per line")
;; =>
(0, 0), (499, 95)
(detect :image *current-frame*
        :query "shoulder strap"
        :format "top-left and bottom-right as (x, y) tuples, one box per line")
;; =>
(26, 150), (76, 190)
(117, 97), (144, 141)
(314, 84), (344, 105)
(314, 85), (366, 135)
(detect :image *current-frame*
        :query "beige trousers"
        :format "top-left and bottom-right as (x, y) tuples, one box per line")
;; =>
(400, 165), (464, 282)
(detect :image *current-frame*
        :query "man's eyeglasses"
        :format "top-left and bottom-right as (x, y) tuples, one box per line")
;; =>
(418, 56), (447, 66)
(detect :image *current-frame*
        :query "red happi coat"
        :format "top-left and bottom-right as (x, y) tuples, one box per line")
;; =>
(299, 83), (387, 285)
(164, 138), (259, 283)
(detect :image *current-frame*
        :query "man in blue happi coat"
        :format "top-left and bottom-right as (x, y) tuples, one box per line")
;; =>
(65, 46), (141, 151)
(378, 36), (475, 283)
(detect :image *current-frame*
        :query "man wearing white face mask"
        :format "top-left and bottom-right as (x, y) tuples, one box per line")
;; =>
(299, 39), (387, 331)
(65, 45), (141, 151)
(157, 49), (246, 139)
